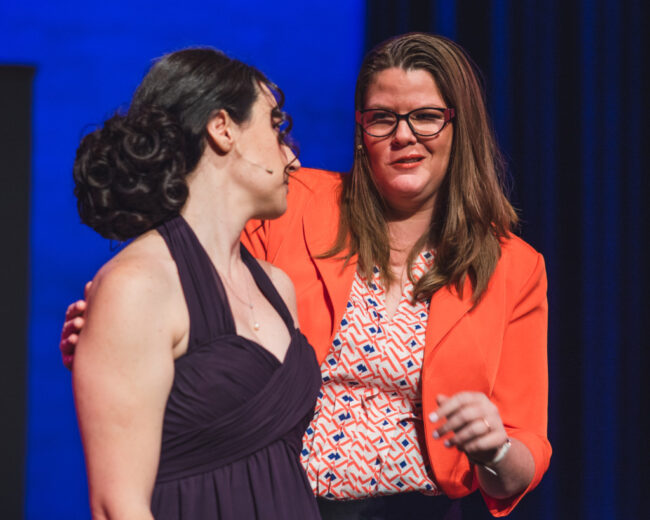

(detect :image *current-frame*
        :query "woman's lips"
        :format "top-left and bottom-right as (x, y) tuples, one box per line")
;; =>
(390, 155), (424, 168)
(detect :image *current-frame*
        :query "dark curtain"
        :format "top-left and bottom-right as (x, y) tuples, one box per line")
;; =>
(0, 65), (33, 519)
(366, 1), (650, 519)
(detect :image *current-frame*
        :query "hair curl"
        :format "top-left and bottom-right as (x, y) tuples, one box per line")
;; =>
(73, 107), (188, 240)
(73, 48), (288, 240)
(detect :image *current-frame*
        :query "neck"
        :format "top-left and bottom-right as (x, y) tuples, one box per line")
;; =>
(386, 203), (434, 259)
(179, 158), (253, 277)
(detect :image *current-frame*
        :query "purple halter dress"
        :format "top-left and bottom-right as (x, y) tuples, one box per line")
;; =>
(151, 216), (322, 519)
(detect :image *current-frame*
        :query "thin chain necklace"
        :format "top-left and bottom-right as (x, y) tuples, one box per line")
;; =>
(222, 265), (261, 331)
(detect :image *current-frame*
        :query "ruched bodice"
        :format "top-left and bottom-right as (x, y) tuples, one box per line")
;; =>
(151, 216), (322, 519)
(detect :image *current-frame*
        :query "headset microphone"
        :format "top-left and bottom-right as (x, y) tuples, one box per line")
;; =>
(242, 156), (273, 174)
(235, 147), (274, 174)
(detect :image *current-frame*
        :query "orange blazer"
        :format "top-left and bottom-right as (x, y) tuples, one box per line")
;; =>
(243, 168), (551, 517)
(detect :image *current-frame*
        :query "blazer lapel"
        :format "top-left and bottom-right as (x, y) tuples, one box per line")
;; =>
(423, 280), (474, 367)
(302, 189), (357, 347)
(421, 281), (479, 498)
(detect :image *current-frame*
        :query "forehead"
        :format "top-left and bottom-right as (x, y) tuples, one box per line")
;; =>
(364, 67), (445, 110)
(255, 83), (278, 113)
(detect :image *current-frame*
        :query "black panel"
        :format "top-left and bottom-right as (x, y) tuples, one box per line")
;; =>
(0, 65), (34, 519)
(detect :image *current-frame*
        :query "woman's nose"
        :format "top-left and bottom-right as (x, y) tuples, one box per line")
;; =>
(392, 118), (417, 145)
(284, 146), (301, 172)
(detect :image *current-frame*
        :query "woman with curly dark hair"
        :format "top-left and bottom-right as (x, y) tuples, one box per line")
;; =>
(69, 48), (322, 519)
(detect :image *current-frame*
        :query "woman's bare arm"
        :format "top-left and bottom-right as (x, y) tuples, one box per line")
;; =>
(73, 258), (177, 519)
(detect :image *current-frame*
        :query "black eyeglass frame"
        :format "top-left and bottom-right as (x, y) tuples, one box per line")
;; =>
(356, 107), (456, 138)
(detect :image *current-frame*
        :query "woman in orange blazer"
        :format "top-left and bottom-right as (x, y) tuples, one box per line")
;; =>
(62, 33), (550, 518)
(243, 33), (550, 518)
(242, 166), (549, 517)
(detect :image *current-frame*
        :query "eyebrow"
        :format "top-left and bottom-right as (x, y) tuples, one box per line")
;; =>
(362, 105), (447, 111)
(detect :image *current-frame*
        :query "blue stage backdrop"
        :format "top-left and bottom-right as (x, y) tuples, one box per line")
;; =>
(0, 2), (365, 518)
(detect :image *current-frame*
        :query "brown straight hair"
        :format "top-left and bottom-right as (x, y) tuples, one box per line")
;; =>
(322, 33), (518, 303)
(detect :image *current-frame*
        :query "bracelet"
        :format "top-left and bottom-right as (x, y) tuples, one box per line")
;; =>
(472, 438), (512, 476)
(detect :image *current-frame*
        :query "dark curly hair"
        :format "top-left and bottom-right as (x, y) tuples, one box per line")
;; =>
(73, 48), (288, 240)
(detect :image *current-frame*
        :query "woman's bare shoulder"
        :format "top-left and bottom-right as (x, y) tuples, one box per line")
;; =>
(95, 230), (175, 289)
(256, 259), (299, 325)
(86, 229), (185, 339)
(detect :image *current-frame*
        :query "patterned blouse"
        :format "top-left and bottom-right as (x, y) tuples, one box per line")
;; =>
(300, 251), (439, 499)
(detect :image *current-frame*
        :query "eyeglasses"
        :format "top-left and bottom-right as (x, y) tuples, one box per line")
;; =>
(272, 106), (299, 157)
(356, 107), (455, 137)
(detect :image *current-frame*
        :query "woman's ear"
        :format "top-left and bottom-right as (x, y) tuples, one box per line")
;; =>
(205, 109), (235, 154)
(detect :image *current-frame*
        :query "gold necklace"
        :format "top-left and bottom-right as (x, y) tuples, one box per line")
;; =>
(222, 266), (260, 331)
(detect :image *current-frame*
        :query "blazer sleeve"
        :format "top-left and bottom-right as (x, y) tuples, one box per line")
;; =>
(482, 251), (552, 516)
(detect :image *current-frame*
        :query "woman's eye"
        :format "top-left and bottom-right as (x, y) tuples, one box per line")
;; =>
(368, 111), (394, 124)
(270, 118), (282, 132)
(272, 111), (289, 132)
(413, 110), (443, 121)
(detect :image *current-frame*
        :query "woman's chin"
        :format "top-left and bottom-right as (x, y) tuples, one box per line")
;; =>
(381, 183), (436, 210)
(252, 200), (287, 221)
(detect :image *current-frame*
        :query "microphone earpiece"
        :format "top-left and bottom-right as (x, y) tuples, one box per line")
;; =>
(234, 146), (274, 174)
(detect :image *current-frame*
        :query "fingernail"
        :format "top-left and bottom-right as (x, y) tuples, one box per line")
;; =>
(433, 431), (440, 439)
(429, 412), (439, 422)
